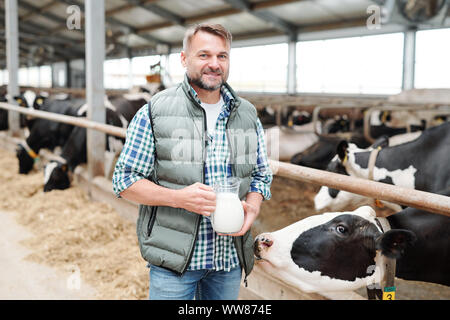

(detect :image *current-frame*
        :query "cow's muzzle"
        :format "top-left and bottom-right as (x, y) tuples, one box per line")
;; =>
(253, 234), (274, 260)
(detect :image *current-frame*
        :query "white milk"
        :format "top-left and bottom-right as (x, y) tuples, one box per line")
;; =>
(211, 192), (244, 234)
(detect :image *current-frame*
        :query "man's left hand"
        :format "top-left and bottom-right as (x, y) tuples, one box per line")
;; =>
(218, 192), (262, 237)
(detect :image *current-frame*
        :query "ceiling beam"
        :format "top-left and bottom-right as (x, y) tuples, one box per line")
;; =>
(57, 0), (170, 47)
(252, 0), (305, 10)
(0, 40), (77, 65)
(18, 0), (68, 27)
(223, 0), (297, 37)
(0, 11), (84, 57)
(19, 0), (60, 22)
(136, 0), (304, 35)
(297, 17), (367, 33)
(124, 0), (186, 26)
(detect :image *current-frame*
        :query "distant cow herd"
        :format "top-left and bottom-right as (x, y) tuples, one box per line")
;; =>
(1, 87), (449, 298)
(0, 87), (151, 191)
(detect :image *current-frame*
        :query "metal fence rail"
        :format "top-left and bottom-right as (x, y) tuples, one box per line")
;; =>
(1, 101), (449, 217)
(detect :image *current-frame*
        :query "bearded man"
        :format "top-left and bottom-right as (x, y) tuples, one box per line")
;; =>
(112, 23), (272, 300)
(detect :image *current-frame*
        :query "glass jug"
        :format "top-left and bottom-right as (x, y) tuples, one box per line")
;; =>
(210, 177), (244, 234)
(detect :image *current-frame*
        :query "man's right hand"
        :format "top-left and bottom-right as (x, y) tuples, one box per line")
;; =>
(175, 182), (216, 217)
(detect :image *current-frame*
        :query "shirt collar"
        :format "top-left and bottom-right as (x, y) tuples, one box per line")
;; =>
(188, 83), (235, 113)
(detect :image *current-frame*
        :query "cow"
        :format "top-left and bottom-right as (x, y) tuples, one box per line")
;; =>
(290, 132), (371, 170)
(265, 122), (319, 161)
(290, 111), (430, 171)
(42, 94), (147, 192)
(314, 122), (449, 212)
(16, 98), (86, 174)
(257, 106), (311, 128)
(288, 115), (356, 169)
(254, 197), (450, 295)
(266, 115), (353, 162)
(0, 90), (40, 131)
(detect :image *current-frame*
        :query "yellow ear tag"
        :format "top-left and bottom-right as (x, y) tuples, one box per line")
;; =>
(27, 149), (39, 159)
(36, 98), (43, 104)
(342, 153), (348, 164)
(382, 286), (396, 300)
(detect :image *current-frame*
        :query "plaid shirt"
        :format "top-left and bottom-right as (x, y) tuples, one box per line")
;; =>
(112, 84), (272, 272)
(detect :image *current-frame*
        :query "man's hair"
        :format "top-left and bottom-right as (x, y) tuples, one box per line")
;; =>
(182, 23), (232, 53)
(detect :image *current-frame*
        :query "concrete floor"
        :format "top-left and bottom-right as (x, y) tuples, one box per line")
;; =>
(0, 209), (97, 300)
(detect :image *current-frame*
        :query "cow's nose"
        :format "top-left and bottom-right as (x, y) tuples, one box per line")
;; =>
(254, 234), (274, 259)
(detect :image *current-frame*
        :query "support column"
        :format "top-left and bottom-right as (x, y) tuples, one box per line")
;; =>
(65, 60), (72, 88)
(127, 48), (133, 89)
(85, 0), (106, 181)
(5, 0), (20, 137)
(402, 29), (416, 91)
(287, 34), (297, 95)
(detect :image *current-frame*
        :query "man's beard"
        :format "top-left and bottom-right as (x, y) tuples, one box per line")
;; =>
(188, 68), (226, 91)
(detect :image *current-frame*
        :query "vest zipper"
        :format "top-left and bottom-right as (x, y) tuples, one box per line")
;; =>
(180, 105), (207, 276)
(227, 108), (250, 286)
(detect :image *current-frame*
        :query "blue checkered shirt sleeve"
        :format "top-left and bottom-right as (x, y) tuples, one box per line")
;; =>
(249, 118), (273, 200)
(112, 105), (155, 197)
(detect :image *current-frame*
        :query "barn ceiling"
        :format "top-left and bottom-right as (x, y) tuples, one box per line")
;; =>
(1, 0), (450, 67)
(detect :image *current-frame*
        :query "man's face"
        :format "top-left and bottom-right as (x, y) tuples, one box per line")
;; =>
(181, 31), (230, 91)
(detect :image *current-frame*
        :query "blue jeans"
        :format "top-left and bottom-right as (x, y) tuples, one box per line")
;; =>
(148, 264), (242, 300)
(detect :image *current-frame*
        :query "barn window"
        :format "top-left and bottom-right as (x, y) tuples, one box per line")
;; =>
(415, 28), (450, 89)
(228, 43), (288, 93)
(296, 33), (404, 94)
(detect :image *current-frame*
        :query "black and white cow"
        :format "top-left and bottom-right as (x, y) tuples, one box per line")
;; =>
(16, 98), (86, 174)
(0, 90), (39, 130)
(257, 106), (311, 129)
(43, 94), (148, 192)
(254, 197), (449, 294)
(265, 115), (355, 162)
(314, 122), (449, 212)
(290, 133), (371, 170)
(290, 112), (429, 171)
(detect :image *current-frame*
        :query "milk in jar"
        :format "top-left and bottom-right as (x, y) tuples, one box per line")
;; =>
(210, 177), (244, 234)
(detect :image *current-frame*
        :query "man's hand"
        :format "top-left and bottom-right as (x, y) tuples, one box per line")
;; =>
(175, 182), (216, 217)
(219, 192), (263, 237)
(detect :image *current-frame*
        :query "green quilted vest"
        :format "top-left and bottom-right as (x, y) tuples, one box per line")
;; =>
(136, 75), (259, 279)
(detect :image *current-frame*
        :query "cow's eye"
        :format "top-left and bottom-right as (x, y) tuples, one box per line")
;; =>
(336, 224), (347, 234)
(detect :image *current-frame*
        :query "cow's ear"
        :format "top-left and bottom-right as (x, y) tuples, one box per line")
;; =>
(336, 140), (349, 162)
(35, 97), (45, 109)
(376, 229), (417, 259)
(14, 96), (24, 106)
(381, 111), (391, 123)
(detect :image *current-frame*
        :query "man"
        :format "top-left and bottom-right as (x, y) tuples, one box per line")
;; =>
(112, 23), (272, 300)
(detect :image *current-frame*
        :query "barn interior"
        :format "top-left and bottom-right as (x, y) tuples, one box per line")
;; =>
(0, 0), (449, 301)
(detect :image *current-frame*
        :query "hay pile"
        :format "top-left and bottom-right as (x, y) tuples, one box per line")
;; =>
(0, 146), (322, 300)
(0, 148), (148, 300)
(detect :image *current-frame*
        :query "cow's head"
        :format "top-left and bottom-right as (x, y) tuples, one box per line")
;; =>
(16, 143), (35, 174)
(254, 206), (416, 293)
(13, 91), (43, 128)
(314, 137), (390, 212)
(43, 160), (70, 192)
